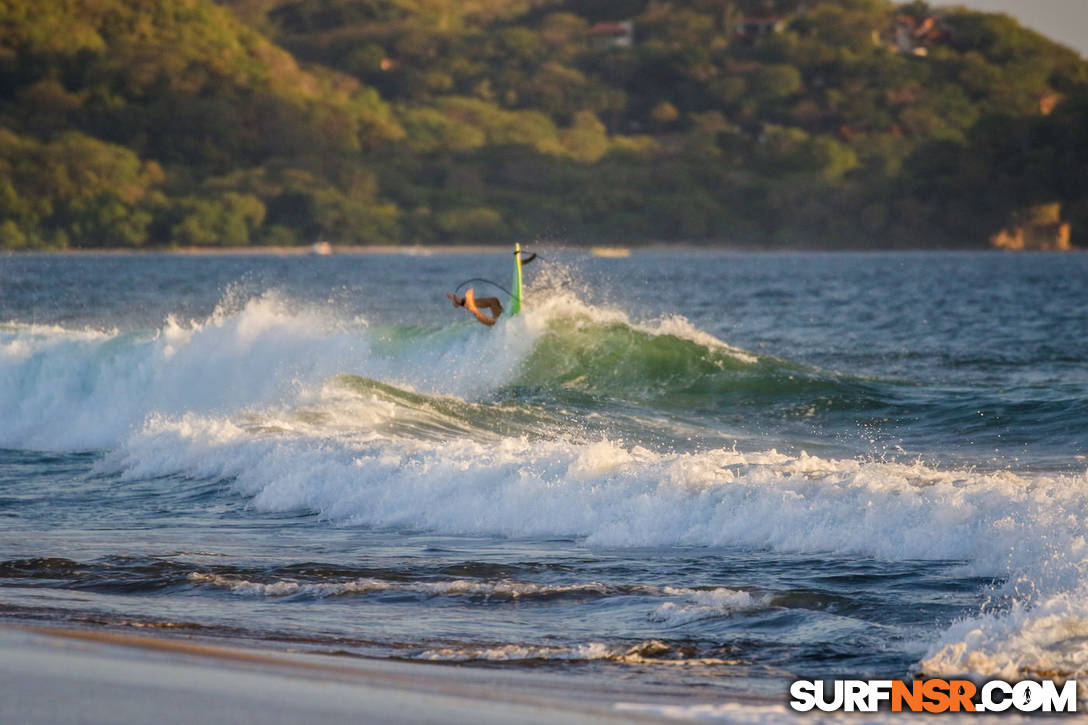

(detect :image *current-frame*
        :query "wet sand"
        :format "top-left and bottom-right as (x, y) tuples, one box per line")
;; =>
(0, 626), (777, 724)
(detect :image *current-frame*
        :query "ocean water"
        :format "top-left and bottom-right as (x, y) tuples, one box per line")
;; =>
(1, 250), (1087, 700)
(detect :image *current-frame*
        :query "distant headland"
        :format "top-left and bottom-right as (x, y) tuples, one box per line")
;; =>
(0, 0), (1085, 251)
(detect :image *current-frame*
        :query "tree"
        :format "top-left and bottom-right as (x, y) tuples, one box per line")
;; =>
(170, 193), (266, 246)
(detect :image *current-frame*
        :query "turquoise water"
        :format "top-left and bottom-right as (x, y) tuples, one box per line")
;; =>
(1, 250), (1087, 696)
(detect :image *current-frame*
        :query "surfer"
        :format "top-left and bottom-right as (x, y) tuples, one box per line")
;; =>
(447, 289), (503, 326)
(447, 249), (536, 326)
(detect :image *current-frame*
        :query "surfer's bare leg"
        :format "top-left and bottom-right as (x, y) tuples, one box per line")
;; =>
(456, 289), (501, 326)
(448, 289), (503, 326)
(467, 296), (502, 326)
(475, 297), (503, 318)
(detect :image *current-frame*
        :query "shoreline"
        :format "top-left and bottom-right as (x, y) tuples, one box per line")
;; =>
(1, 244), (514, 257)
(2, 243), (1082, 257)
(3, 245), (1084, 257)
(0, 624), (783, 724)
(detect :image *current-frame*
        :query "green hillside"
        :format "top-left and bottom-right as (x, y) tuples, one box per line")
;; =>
(2, 0), (1086, 248)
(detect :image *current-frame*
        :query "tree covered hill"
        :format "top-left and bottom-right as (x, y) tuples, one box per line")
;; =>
(1, 0), (1086, 249)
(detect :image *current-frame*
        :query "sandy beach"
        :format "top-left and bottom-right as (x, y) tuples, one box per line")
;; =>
(0, 625), (782, 724)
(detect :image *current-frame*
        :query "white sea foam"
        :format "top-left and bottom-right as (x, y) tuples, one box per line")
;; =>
(0, 294), (367, 450)
(415, 642), (615, 662)
(114, 411), (1088, 680)
(918, 589), (1088, 680)
(186, 572), (763, 627)
(187, 572), (611, 600)
(119, 413), (1087, 571)
(650, 588), (767, 626)
(415, 639), (737, 665)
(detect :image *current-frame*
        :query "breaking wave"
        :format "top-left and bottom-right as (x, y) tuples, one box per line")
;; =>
(0, 288), (896, 451)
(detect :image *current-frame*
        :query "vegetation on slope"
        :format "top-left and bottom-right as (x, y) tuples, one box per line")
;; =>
(1, 0), (1086, 248)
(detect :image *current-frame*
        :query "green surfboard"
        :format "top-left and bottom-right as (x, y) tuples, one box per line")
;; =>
(510, 243), (524, 316)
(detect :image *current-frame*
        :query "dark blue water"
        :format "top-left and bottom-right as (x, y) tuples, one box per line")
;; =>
(1, 250), (1086, 696)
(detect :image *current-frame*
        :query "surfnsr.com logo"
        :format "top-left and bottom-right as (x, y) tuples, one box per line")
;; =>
(789, 679), (1078, 714)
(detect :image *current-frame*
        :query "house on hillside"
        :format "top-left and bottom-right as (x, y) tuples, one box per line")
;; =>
(588, 21), (634, 50)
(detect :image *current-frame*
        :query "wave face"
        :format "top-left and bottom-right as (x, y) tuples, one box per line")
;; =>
(0, 287), (902, 453)
(3, 251), (1088, 690)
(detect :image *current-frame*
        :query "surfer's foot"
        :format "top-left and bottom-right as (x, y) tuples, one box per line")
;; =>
(447, 292), (464, 307)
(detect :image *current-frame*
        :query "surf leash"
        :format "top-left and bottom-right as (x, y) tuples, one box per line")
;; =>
(453, 277), (515, 298)
(453, 249), (541, 299)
